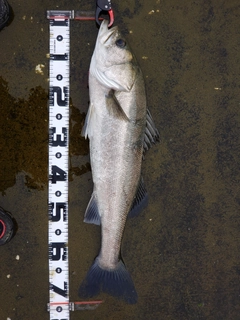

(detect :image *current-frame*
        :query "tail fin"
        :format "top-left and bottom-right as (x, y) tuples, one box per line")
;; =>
(78, 258), (138, 304)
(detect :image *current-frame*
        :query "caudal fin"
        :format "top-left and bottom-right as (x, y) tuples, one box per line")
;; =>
(78, 258), (138, 304)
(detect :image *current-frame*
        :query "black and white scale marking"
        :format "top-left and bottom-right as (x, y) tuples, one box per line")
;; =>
(47, 10), (72, 320)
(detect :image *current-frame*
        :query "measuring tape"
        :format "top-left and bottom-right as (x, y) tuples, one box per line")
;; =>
(47, 10), (103, 319)
(47, 10), (72, 320)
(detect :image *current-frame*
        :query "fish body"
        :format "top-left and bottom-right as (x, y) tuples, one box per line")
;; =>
(79, 20), (159, 304)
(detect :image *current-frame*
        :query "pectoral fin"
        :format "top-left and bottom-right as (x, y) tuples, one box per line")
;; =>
(105, 90), (129, 122)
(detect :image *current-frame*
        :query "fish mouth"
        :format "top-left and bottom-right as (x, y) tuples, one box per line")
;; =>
(99, 20), (118, 45)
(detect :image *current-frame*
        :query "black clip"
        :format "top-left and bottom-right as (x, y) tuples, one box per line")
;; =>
(96, 0), (114, 27)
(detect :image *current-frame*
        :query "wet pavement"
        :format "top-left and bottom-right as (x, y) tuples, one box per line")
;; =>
(0, 0), (240, 319)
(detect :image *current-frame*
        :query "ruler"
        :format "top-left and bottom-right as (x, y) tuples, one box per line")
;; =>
(47, 10), (72, 320)
(47, 10), (103, 319)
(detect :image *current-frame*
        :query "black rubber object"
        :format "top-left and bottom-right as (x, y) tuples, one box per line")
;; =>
(0, 0), (10, 30)
(0, 207), (15, 245)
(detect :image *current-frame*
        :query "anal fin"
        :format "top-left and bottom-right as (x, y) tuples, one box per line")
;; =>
(83, 192), (101, 225)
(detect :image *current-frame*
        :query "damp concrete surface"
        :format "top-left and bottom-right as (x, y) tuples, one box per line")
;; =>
(0, 0), (240, 319)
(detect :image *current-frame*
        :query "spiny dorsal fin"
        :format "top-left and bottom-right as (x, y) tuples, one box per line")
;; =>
(143, 109), (160, 153)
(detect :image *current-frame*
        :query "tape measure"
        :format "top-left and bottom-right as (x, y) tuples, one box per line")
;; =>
(47, 10), (103, 319)
(47, 10), (72, 320)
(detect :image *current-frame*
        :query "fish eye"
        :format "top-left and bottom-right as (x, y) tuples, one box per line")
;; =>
(115, 39), (126, 48)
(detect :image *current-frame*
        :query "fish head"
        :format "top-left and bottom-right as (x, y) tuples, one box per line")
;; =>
(90, 20), (137, 92)
(97, 20), (133, 66)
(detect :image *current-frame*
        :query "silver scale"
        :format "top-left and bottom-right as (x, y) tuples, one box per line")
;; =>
(47, 10), (102, 320)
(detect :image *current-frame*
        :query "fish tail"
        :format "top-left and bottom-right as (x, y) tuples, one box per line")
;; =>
(78, 257), (138, 304)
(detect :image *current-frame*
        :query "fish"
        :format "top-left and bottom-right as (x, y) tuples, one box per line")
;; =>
(78, 19), (159, 304)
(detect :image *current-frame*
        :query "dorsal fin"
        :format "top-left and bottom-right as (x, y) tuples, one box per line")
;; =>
(128, 177), (148, 218)
(143, 109), (160, 153)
